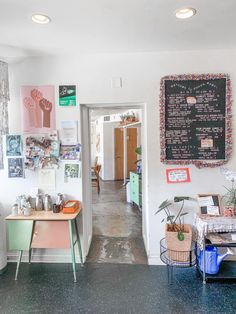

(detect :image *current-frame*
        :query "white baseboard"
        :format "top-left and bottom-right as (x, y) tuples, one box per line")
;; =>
(0, 253), (7, 270)
(148, 255), (164, 265)
(7, 251), (82, 264)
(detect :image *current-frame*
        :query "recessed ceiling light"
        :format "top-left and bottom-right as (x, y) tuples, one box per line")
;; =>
(32, 14), (51, 24)
(175, 8), (196, 19)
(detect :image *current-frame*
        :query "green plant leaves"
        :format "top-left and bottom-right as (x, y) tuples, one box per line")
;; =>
(135, 146), (142, 155)
(174, 196), (192, 202)
(155, 199), (172, 215)
(167, 215), (175, 221)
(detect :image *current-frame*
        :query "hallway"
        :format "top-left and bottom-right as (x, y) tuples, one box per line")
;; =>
(86, 180), (147, 264)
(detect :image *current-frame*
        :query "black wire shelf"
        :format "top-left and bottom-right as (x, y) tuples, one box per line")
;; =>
(160, 238), (196, 268)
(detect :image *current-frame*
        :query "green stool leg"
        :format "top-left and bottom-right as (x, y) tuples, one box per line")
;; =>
(74, 219), (83, 266)
(69, 220), (77, 283)
(15, 250), (23, 281)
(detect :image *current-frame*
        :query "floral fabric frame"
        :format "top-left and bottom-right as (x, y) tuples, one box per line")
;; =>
(160, 74), (232, 169)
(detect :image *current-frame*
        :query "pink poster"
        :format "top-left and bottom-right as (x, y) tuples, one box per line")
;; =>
(21, 86), (55, 133)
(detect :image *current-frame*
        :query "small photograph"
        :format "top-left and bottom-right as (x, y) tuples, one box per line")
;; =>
(60, 144), (81, 160)
(6, 135), (22, 156)
(8, 158), (24, 178)
(64, 163), (80, 183)
(50, 140), (60, 157)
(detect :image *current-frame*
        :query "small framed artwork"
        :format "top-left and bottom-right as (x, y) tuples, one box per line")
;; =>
(166, 168), (190, 184)
(197, 194), (221, 215)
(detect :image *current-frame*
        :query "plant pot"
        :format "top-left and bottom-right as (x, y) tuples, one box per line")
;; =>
(223, 206), (236, 217)
(165, 224), (192, 262)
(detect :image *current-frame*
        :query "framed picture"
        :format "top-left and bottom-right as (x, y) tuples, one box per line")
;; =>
(197, 194), (221, 215)
(8, 158), (24, 178)
(166, 168), (190, 184)
(6, 135), (22, 156)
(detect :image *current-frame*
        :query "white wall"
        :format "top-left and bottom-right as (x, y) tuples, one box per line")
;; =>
(1, 49), (236, 265)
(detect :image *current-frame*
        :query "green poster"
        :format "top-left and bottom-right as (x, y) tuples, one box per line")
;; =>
(59, 85), (76, 106)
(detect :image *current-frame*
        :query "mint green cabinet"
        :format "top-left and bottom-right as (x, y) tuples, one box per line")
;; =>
(7, 221), (33, 251)
(130, 172), (142, 208)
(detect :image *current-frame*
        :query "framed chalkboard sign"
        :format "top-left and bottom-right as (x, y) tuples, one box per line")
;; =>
(160, 74), (232, 168)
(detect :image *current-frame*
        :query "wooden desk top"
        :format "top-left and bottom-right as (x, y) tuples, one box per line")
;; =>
(5, 208), (81, 221)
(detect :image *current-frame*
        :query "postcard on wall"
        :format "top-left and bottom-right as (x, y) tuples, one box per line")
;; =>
(61, 121), (78, 145)
(38, 169), (56, 191)
(60, 144), (81, 160)
(8, 158), (24, 178)
(6, 135), (22, 156)
(21, 85), (56, 133)
(59, 85), (76, 106)
(50, 140), (60, 157)
(64, 163), (80, 183)
(166, 168), (190, 184)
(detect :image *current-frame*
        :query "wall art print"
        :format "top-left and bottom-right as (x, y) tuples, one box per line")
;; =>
(59, 85), (76, 106)
(160, 74), (232, 169)
(8, 157), (24, 178)
(6, 135), (22, 156)
(21, 86), (56, 133)
(64, 163), (80, 183)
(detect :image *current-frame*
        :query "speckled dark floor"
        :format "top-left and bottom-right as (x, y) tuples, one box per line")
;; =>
(87, 180), (147, 264)
(1, 263), (236, 314)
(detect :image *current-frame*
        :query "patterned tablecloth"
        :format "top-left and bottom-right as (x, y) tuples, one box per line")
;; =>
(195, 214), (236, 248)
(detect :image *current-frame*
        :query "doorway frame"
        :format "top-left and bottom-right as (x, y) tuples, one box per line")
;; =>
(80, 102), (149, 260)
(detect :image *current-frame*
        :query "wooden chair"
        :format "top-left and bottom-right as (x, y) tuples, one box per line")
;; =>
(91, 164), (101, 194)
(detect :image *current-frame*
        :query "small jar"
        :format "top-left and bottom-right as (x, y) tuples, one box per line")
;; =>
(12, 204), (18, 216)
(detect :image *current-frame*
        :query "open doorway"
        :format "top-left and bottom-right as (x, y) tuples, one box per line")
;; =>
(80, 103), (148, 264)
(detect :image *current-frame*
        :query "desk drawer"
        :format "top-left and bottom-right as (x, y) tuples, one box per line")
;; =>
(7, 220), (33, 251)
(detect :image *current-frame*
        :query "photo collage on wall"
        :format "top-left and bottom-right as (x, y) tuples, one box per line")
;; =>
(6, 84), (81, 181)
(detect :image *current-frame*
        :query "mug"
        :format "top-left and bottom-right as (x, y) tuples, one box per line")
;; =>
(53, 204), (60, 213)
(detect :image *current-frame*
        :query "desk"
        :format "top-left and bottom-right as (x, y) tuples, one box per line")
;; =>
(5, 209), (83, 282)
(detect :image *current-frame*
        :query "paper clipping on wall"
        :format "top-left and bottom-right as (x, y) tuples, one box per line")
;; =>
(38, 169), (56, 191)
(8, 158), (24, 178)
(60, 144), (81, 160)
(166, 168), (190, 183)
(61, 121), (78, 145)
(64, 163), (80, 183)
(6, 135), (22, 156)
(21, 85), (55, 133)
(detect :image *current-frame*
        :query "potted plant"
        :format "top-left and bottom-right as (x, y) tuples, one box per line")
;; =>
(221, 167), (236, 217)
(155, 197), (194, 262)
(223, 183), (236, 217)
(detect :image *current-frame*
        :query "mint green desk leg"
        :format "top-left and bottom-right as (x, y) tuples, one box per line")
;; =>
(15, 250), (23, 281)
(74, 219), (83, 266)
(29, 249), (32, 264)
(68, 220), (77, 283)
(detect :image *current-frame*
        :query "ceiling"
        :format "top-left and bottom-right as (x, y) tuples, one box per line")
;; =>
(0, 0), (236, 58)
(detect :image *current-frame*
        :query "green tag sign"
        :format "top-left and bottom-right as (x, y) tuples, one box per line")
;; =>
(59, 85), (76, 106)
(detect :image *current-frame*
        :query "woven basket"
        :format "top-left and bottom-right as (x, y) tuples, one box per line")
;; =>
(165, 224), (192, 262)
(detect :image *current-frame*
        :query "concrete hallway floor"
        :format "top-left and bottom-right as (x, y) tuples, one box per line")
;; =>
(86, 180), (147, 264)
